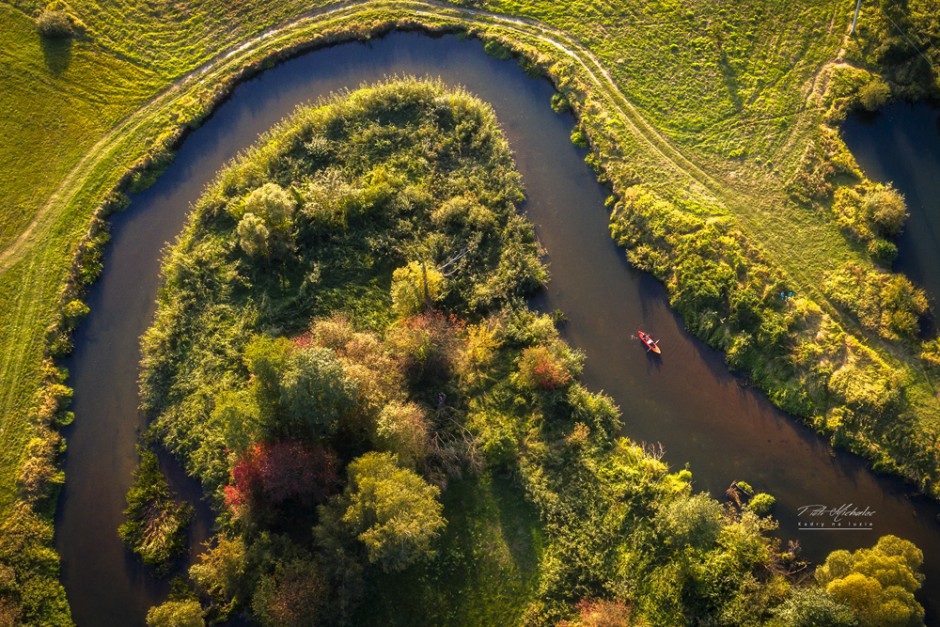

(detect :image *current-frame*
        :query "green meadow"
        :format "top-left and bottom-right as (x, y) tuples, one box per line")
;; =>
(0, 0), (938, 624)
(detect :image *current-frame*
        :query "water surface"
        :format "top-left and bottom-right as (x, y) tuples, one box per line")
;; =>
(843, 102), (940, 313)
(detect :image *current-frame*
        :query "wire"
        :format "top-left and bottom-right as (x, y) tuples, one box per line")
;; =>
(879, 2), (935, 68)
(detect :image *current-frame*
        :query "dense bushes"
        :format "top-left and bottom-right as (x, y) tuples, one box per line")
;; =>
(844, 1), (940, 100)
(609, 179), (940, 494)
(119, 450), (194, 572)
(824, 263), (928, 342)
(832, 182), (909, 254)
(138, 79), (547, 623)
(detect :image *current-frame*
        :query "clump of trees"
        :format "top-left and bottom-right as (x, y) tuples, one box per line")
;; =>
(844, 2), (940, 100)
(119, 450), (194, 573)
(137, 79), (545, 623)
(824, 262), (927, 342)
(832, 182), (909, 262)
(815, 535), (924, 627)
(325, 452), (444, 573)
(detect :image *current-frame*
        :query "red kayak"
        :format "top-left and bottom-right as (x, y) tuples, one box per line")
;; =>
(638, 330), (661, 354)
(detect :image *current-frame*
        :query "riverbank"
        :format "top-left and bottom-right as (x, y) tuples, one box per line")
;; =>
(2, 1), (940, 623)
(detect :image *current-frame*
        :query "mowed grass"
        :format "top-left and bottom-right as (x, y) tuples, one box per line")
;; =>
(0, 4), (161, 249)
(483, 0), (843, 170)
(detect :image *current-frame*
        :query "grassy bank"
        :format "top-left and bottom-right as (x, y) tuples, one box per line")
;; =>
(1, 0), (939, 623)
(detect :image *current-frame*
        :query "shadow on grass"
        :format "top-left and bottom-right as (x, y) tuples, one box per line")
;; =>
(355, 472), (542, 626)
(41, 36), (72, 77)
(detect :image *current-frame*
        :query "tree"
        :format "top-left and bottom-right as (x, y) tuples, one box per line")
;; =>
(748, 493), (776, 516)
(815, 535), (924, 627)
(243, 183), (294, 233)
(385, 311), (460, 387)
(146, 600), (204, 627)
(119, 450), (194, 572)
(189, 534), (246, 621)
(237, 213), (269, 257)
(770, 587), (856, 627)
(244, 337), (357, 440)
(244, 335), (293, 418)
(391, 261), (443, 316)
(36, 7), (74, 38)
(236, 183), (295, 257)
(340, 452), (445, 572)
(858, 78), (891, 112)
(375, 401), (430, 468)
(224, 441), (338, 514)
(863, 184), (907, 237)
(276, 346), (358, 440)
(251, 558), (327, 627)
(516, 344), (574, 391)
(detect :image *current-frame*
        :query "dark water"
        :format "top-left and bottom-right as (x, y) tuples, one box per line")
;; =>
(56, 33), (940, 625)
(843, 102), (940, 321)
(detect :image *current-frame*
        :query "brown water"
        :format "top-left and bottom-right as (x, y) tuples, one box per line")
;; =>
(56, 32), (940, 625)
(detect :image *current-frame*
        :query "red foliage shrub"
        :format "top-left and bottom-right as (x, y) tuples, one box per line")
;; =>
(225, 441), (338, 512)
(290, 331), (316, 351)
(517, 345), (572, 390)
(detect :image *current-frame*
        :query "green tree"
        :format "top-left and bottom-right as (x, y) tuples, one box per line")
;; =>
(237, 213), (269, 257)
(244, 335), (293, 420)
(119, 450), (194, 572)
(244, 183), (294, 232)
(815, 535), (924, 627)
(146, 600), (204, 627)
(276, 346), (358, 440)
(236, 183), (295, 257)
(770, 587), (857, 627)
(748, 493), (776, 516)
(858, 78), (891, 112)
(391, 261), (443, 316)
(189, 534), (246, 621)
(863, 185), (907, 237)
(340, 452), (445, 572)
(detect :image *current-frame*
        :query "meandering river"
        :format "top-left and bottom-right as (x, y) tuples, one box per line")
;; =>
(56, 33), (940, 625)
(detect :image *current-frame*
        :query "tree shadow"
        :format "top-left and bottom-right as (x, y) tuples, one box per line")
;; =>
(489, 472), (541, 576)
(716, 45), (743, 112)
(41, 36), (72, 77)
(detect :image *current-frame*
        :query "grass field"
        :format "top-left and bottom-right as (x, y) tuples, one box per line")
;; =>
(1, 0), (939, 623)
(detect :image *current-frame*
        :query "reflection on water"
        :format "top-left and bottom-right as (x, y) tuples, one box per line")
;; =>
(56, 33), (940, 625)
(843, 102), (940, 318)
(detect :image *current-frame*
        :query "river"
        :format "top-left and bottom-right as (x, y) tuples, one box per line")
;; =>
(56, 32), (940, 625)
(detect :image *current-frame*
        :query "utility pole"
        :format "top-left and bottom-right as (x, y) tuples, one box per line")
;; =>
(851, 0), (862, 35)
